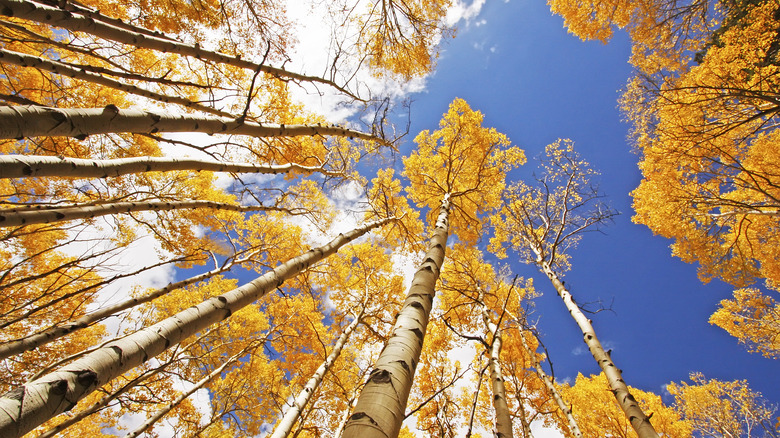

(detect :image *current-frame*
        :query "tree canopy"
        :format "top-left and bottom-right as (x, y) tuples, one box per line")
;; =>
(0, 0), (778, 437)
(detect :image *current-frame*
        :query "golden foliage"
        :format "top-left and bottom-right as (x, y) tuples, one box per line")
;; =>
(403, 98), (525, 244)
(559, 373), (692, 437)
(710, 288), (780, 359)
(668, 372), (779, 437)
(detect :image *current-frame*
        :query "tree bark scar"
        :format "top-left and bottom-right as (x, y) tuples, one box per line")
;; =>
(75, 370), (97, 388)
(368, 369), (392, 384)
(109, 345), (123, 365)
(5, 387), (24, 402)
(410, 327), (423, 342)
(348, 412), (379, 426)
(50, 379), (68, 396)
(394, 360), (410, 372)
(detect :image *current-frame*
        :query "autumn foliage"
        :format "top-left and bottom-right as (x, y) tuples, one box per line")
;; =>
(0, 0), (778, 437)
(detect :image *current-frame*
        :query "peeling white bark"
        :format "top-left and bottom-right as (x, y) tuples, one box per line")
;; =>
(0, 199), (272, 227)
(0, 217), (392, 438)
(270, 308), (364, 438)
(0, 106), (387, 145)
(0, 154), (339, 179)
(342, 195), (450, 438)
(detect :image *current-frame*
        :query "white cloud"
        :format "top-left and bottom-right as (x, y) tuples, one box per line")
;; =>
(445, 0), (488, 26)
(531, 420), (567, 437)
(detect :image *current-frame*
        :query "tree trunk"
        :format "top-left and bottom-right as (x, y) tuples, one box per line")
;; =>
(0, 216), (393, 438)
(0, 154), (337, 179)
(0, 106), (386, 145)
(481, 302), (513, 438)
(0, 0), (355, 97)
(270, 307), (364, 438)
(0, 199), (273, 227)
(0, 48), (233, 118)
(36, 362), (165, 438)
(0, 253), (254, 360)
(123, 347), (251, 438)
(341, 195), (450, 438)
(538, 260), (659, 438)
(518, 331), (583, 438)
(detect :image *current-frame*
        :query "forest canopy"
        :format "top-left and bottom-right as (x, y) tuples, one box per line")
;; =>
(0, 0), (778, 437)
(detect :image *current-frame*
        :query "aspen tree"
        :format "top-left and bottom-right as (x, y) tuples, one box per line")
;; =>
(709, 288), (780, 359)
(0, 216), (393, 438)
(516, 330), (583, 438)
(561, 373), (691, 437)
(669, 372), (779, 437)
(480, 292), (514, 438)
(343, 98), (525, 438)
(490, 139), (659, 438)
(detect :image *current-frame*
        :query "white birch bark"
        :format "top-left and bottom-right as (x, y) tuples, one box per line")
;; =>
(0, 253), (255, 360)
(0, 49), (234, 118)
(269, 307), (364, 438)
(0, 216), (392, 438)
(0, 154), (338, 179)
(537, 258), (658, 438)
(481, 301), (513, 438)
(342, 195), (450, 438)
(0, 106), (387, 145)
(0, 0), (357, 98)
(517, 331), (583, 438)
(0, 199), (273, 227)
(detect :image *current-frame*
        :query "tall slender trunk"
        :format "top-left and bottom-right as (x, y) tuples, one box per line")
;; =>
(465, 365), (487, 438)
(0, 199), (273, 227)
(36, 365), (163, 438)
(537, 260), (658, 438)
(333, 394), (358, 438)
(0, 0), (356, 98)
(0, 106), (386, 145)
(270, 307), (364, 438)
(342, 195), (450, 438)
(0, 253), (254, 360)
(517, 331), (582, 438)
(0, 217), (393, 438)
(514, 396), (532, 438)
(0, 154), (338, 179)
(481, 302), (513, 438)
(0, 49), (234, 118)
(123, 346), (252, 438)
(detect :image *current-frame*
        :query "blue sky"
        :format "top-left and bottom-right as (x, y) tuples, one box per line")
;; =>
(394, 0), (780, 408)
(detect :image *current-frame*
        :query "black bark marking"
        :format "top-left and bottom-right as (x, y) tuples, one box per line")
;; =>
(76, 370), (97, 388)
(368, 369), (392, 384)
(395, 360), (410, 372)
(348, 412), (379, 426)
(409, 301), (423, 310)
(50, 379), (68, 396)
(5, 387), (24, 401)
(410, 327), (423, 341)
